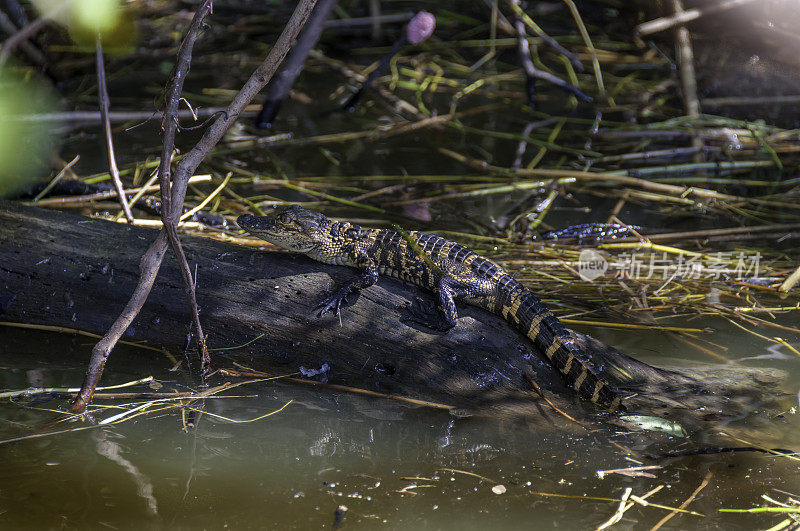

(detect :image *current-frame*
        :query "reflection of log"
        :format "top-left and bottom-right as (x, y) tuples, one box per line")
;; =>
(0, 203), (786, 429)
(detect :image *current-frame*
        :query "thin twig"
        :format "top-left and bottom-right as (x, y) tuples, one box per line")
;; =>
(96, 37), (134, 223)
(561, 0), (606, 100)
(506, 0), (583, 71)
(524, 373), (589, 429)
(161, 1), (215, 377)
(599, 486), (664, 530)
(670, 0), (703, 163)
(0, 10), (49, 68)
(33, 155), (80, 202)
(0, 321), (175, 358)
(25, 175), (212, 207)
(527, 491), (704, 516)
(597, 487), (632, 530)
(10, 105), (262, 124)
(614, 223), (800, 244)
(650, 470), (713, 531)
(636, 0), (757, 36)
(220, 367), (455, 410)
(0, 376), (155, 399)
(510, 0), (591, 104)
(156, 1), (235, 378)
(179, 172), (232, 222)
(157, 0), (217, 222)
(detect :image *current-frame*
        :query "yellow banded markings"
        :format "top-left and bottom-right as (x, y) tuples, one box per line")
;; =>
(439, 241), (456, 263)
(561, 352), (573, 375)
(590, 381), (605, 403)
(490, 266), (507, 283)
(461, 254), (478, 269)
(571, 368), (588, 392)
(501, 296), (523, 324)
(544, 337), (563, 363)
(526, 313), (545, 340)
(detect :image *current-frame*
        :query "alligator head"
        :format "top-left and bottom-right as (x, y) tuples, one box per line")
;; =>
(237, 205), (332, 254)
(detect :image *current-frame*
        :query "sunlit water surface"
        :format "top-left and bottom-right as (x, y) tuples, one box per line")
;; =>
(1, 321), (797, 530)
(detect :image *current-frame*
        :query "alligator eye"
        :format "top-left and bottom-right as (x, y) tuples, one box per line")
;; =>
(277, 214), (290, 224)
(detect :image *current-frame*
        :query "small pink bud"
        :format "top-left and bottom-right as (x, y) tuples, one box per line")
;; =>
(406, 11), (435, 45)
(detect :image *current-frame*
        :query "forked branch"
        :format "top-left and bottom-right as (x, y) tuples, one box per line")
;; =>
(69, 0), (319, 413)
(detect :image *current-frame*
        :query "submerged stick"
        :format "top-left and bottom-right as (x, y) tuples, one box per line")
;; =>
(342, 11), (435, 111)
(219, 368), (455, 410)
(526, 491), (704, 516)
(651, 470), (713, 531)
(255, 0), (338, 128)
(0, 377), (155, 399)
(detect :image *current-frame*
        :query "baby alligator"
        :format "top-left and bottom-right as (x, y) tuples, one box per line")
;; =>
(238, 206), (623, 410)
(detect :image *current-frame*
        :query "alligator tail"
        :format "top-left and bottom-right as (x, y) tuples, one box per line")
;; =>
(500, 282), (623, 410)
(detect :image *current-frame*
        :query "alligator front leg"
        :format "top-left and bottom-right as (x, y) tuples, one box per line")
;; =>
(315, 256), (378, 317)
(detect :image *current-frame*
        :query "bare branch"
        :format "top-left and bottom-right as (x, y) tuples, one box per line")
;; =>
(511, 2), (591, 105)
(167, 0), (318, 216)
(0, 10), (47, 68)
(70, 0), (319, 413)
(256, 0), (338, 128)
(95, 37), (134, 224)
(70, 232), (169, 413)
(9, 106), (261, 125)
(0, 2), (68, 73)
(156, 0), (215, 219)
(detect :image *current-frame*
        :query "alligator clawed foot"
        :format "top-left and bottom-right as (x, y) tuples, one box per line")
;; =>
(315, 290), (349, 317)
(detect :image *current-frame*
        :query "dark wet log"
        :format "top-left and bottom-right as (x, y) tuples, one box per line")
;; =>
(0, 202), (787, 431)
(0, 202), (567, 407)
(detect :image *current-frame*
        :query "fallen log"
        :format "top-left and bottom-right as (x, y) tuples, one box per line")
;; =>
(0, 202), (788, 434)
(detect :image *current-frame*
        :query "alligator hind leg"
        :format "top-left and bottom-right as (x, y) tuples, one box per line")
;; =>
(406, 292), (457, 331)
(406, 276), (493, 331)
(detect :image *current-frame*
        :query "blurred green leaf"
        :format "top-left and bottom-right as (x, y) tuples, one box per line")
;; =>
(0, 69), (60, 197)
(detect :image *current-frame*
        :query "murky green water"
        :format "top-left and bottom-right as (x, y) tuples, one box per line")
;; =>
(2, 320), (797, 529)
(4, 4), (800, 527)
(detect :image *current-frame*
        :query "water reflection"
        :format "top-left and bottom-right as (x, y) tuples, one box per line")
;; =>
(0, 328), (797, 529)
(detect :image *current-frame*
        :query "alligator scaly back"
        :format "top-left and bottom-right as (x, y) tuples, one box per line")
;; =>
(403, 238), (623, 410)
